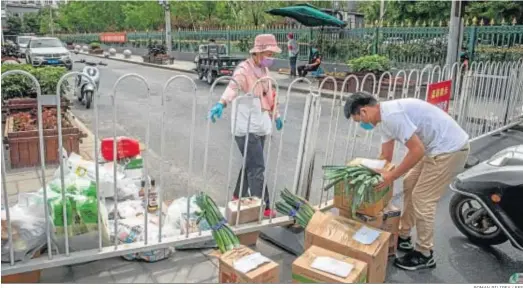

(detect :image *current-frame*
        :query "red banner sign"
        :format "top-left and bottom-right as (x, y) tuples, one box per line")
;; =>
(426, 80), (452, 113)
(100, 32), (127, 43)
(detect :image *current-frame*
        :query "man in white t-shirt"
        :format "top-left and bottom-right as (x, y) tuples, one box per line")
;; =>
(344, 91), (470, 271)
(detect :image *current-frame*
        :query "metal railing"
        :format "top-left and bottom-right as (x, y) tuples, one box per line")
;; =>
(1, 59), (522, 277)
(56, 24), (523, 65)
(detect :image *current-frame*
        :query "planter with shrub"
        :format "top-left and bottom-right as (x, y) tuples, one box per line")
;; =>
(4, 108), (86, 168)
(319, 55), (393, 95)
(142, 43), (173, 65)
(1, 64), (70, 115)
(89, 42), (104, 54)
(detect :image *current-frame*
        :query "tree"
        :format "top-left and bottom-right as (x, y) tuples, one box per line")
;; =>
(22, 13), (40, 34)
(6, 16), (22, 35)
(358, 0), (523, 25)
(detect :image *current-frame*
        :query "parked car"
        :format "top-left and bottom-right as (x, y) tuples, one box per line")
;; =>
(16, 36), (32, 58)
(25, 37), (73, 70)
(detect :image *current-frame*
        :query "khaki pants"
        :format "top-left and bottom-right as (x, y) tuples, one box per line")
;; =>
(399, 143), (470, 253)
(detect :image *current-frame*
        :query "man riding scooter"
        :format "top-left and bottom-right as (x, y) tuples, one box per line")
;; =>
(344, 91), (470, 271)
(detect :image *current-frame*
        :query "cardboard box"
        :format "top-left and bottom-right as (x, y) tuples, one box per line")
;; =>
(342, 210), (384, 230)
(238, 231), (260, 247)
(218, 245), (279, 283)
(382, 203), (401, 256)
(292, 245), (368, 283)
(382, 203), (401, 234)
(225, 197), (262, 225)
(389, 234), (399, 257)
(350, 202), (400, 256)
(305, 212), (390, 283)
(333, 158), (394, 217)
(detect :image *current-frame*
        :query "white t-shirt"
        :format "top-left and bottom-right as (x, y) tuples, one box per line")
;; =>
(379, 98), (469, 156)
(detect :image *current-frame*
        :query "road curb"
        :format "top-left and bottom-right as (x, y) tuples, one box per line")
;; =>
(78, 52), (344, 100)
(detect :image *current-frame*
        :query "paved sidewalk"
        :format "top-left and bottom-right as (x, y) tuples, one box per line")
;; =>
(38, 240), (295, 283)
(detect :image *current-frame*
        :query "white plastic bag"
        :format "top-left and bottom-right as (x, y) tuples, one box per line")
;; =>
(109, 215), (179, 262)
(1, 205), (49, 263)
(105, 199), (144, 220)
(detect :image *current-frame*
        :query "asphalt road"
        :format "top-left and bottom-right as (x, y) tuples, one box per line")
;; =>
(68, 54), (522, 284)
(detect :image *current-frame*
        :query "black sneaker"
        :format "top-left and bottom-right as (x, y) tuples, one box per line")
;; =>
(397, 236), (414, 252)
(394, 250), (436, 271)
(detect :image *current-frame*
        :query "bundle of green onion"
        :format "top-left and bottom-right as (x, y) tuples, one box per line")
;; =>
(322, 165), (385, 217)
(194, 192), (240, 253)
(275, 188), (315, 228)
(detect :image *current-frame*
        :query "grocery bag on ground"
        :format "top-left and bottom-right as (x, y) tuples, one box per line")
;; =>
(164, 196), (226, 250)
(57, 152), (137, 200)
(1, 205), (56, 263)
(109, 216), (178, 262)
(105, 199), (145, 220)
(51, 194), (111, 253)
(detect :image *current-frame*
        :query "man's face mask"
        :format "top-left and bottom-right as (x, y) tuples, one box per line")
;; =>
(359, 110), (374, 131)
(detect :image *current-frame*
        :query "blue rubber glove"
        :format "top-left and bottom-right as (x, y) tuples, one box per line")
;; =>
(208, 102), (224, 123)
(275, 117), (283, 131)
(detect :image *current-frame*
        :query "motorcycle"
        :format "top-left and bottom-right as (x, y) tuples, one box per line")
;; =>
(449, 144), (523, 251)
(74, 59), (107, 109)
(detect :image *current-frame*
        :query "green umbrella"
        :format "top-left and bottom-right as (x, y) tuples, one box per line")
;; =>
(266, 4), (346, 28)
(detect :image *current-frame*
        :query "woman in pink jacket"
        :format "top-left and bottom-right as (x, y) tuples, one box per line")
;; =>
(208, 34), (283, 218)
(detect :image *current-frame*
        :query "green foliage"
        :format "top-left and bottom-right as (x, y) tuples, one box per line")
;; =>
(358, 1), (523, 25)
(21, 13), (40, 34)
(236, 37), (252, 53)
(348, 55), (391, 73)
(1, 64), (69, 99)
(6, 17), (22, 35)
(89, 42), (101, 49)
(1, 64), (36, 99)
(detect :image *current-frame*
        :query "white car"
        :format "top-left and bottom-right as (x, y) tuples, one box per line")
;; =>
(17, 36), (32, 58)
(25, 37), (73, 70)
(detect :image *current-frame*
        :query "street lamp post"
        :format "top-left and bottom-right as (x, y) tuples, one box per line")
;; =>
(159, 0), (172, 55)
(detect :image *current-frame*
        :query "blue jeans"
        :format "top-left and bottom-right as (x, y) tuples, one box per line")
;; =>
(233, 134), (270, 207)
(289, 56), (297, 77)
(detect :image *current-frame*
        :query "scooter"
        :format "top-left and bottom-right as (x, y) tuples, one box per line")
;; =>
(449, 144), (523, 251)
(74, 59), (107, 109)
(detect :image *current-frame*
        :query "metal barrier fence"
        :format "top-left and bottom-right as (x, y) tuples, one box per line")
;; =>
(57, 24), (523, 65)
(2, 59), (522, 276)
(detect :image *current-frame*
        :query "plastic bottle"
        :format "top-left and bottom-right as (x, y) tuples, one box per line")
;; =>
(101, 137), (140, 161)
(147, 179), (158, 213)
(139, 179), (146, 208)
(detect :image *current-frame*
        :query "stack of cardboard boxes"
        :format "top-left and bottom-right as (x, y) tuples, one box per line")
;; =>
(216, 197), (281, 283)
(291, 158), (400, 284)
(214, 158), (400, 284)
(333, 158), (401, 258)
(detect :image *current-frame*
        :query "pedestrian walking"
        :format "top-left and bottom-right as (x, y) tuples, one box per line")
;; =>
(344, 91), (470, 271)
(208, 34), (283, 218)
(287, 33), (298, 77)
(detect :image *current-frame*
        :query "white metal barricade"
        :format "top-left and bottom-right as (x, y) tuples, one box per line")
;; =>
(301, 59), (523, 209)
(2, 59), (522, 276)
(0, 72), (319, 276)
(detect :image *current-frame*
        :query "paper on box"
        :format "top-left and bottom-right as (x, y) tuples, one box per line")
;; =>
(218, 245), (279, 283)
(292, 245), (367, 283)
(305, 212), (390, 283)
